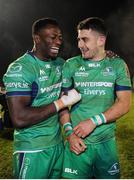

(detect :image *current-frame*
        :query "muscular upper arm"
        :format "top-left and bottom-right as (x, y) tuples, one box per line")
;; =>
(104, 90), (132, 122)
(7, 95), (32, 127)
(104, 91), (132, 122)
(116, 90), (132, 112)
(6, 94), (57, 129)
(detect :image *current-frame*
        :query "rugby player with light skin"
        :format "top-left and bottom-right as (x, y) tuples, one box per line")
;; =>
(3, 18), (81, 179)
(60, 17), (132, 179)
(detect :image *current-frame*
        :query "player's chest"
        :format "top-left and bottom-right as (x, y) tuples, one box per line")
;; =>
(36, 63), (62, 87)
(73, 62), (116, 83)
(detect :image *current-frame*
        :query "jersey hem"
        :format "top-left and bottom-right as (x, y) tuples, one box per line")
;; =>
(13, 139), (63, 152)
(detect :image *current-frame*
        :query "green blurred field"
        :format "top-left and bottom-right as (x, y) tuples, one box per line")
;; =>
(0, 94), (134, 178)
(116, 93), (134, 178)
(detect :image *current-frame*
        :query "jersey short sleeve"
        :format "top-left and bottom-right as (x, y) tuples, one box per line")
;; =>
(115, 59), (131, 91)
(3, 59), (35, 97)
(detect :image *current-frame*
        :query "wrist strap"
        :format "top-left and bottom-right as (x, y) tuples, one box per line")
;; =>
(54, 99), (65, 112)
(90, 113), (107, 126)
(53, 101), (59, 112)
(63, 122), (73, 137)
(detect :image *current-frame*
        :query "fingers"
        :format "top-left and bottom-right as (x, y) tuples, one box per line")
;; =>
(81, 134), (87, 138)
(70, 145), (81, 155)
(70, 139), (87, 155)
(76, 132), (86, 138)
(73, 125), (78, 131)
(70, 148), (80, 155)
(68, 132), (87, 155)
(73, 125), (81, 134)
(73, 126), (84, 137)
(73, 120), (93, 138)
(79, 139), (87, 150)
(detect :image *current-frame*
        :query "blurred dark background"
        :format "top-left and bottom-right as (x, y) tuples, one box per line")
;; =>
(0, 0), (134, 83)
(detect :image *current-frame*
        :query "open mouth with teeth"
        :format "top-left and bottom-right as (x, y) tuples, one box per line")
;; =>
(50, 47), (59, 53)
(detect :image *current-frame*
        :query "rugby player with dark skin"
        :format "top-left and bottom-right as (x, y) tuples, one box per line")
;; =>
(6, 19), (81, 129)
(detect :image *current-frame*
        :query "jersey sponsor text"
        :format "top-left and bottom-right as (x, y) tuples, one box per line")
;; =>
(75, 81), (113, 88)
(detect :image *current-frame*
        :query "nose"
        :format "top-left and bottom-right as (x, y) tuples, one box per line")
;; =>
(55, 37), (62, 46)
(78, 39), (84, 48)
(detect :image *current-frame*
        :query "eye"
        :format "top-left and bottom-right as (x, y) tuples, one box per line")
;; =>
(83, 37), (89, 43)
(51, 36), (56, 39)
(77, 38), (80, 42)
(59, 36), (63, 41)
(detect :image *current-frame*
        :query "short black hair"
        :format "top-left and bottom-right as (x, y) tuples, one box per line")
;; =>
(32, 17), (60, 35)
(77, 17), (107, 36)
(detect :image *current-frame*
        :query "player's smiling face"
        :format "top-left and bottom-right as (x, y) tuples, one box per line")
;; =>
(77, 29), (105, 60)
(36, 24), (63, 59)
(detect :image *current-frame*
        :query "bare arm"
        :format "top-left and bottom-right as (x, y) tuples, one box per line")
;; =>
(74, 90), (132, 138)
(7, 96), (57, 129)
(60, 108), (71, 126)
(7, 88), (81, 129)
(104, 91), (132, 122)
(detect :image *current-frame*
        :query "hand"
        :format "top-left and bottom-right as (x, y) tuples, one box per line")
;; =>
(67, 133), (87, 155)
(54, 89), (81, 111)
(105, 50), (119, 58)
(61, 89), (81, 106)
(73, 119), (96, 138)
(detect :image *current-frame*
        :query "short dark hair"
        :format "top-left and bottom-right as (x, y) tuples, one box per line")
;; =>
(32, 17), (60, 35)
(77, 17), (107, 36)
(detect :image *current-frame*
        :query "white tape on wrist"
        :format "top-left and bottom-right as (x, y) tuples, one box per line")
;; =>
(90, 113), (107, 126)
(53, 101), (59, 112)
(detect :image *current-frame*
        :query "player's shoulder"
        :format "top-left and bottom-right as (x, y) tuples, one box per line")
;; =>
(108, 56), (126, 65)
(9, 53), (31, 66)
(6, 53), (35, 75)
(105, 50), (125, 64)
(66, 55), (81, 64)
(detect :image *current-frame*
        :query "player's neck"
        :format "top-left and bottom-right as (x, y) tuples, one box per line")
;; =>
(32, 47), (49, 61)
(92, 49), (106, 61)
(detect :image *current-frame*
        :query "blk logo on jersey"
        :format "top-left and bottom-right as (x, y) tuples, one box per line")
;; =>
(64, 168), (78, 175)
(88, 63), (100, 67)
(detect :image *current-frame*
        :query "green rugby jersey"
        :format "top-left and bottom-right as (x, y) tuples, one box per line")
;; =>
(62, 55), (131, 143)
(3, 52), (65, 151)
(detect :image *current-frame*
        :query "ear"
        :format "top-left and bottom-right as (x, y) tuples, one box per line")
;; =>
(33, 35), (40, 44)
(98, 35), (106, 46)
